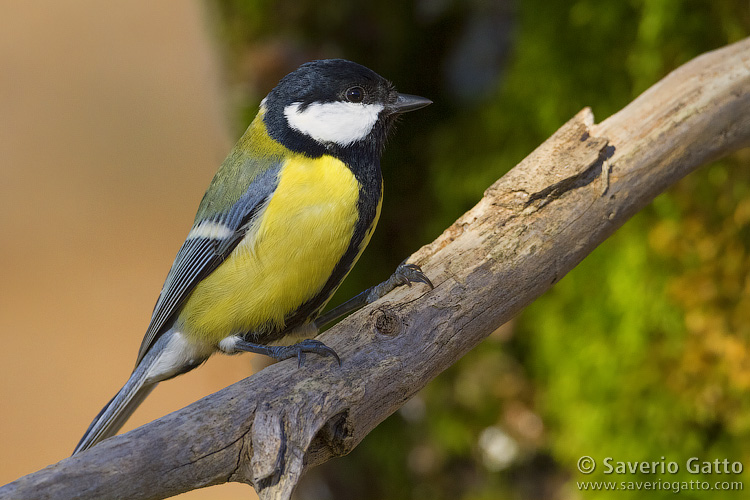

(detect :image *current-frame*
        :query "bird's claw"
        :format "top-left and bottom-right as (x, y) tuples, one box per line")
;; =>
(397, 263), (434, 289)
(270, 339), (341, 368)
(366, 263), (433, 304)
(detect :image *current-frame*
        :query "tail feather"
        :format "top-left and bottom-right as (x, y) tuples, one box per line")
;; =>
(73, 361), (157, 455)
(73, 328), (205, 455)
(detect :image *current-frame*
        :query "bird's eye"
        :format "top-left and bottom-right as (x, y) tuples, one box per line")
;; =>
(345, 86), (365, 103)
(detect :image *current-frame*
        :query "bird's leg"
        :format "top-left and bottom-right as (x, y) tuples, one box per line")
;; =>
(232, 338), (341, 368)
(231, 263), (430, 367)
(314, 262), (433, 328)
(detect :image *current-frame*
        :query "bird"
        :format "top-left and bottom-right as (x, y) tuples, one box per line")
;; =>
(73, 59), (432, 454)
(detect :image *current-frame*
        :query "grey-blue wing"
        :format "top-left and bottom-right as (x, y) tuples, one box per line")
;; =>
(133, 164), (281, 368)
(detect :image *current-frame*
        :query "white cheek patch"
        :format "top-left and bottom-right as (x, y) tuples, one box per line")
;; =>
(284, 101), (384, 147)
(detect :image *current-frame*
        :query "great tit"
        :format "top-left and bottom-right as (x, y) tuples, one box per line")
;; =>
(73, 59), (432, 454)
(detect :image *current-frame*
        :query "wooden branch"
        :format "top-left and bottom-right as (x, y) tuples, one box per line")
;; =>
(3, 38), (750, 500)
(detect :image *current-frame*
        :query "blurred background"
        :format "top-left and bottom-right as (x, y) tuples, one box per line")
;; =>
(1, 1), (749, 499)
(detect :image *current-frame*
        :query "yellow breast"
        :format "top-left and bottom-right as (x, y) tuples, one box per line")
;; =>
(177, 154), (361, 343)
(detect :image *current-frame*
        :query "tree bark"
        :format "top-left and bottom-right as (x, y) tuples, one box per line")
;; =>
(3, 37), (750, 500)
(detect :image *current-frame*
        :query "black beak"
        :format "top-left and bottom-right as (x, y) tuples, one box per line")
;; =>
(389, 93), (432, 114)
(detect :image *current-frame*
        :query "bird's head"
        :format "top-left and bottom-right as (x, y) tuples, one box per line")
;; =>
(261, 59), (431, 157)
